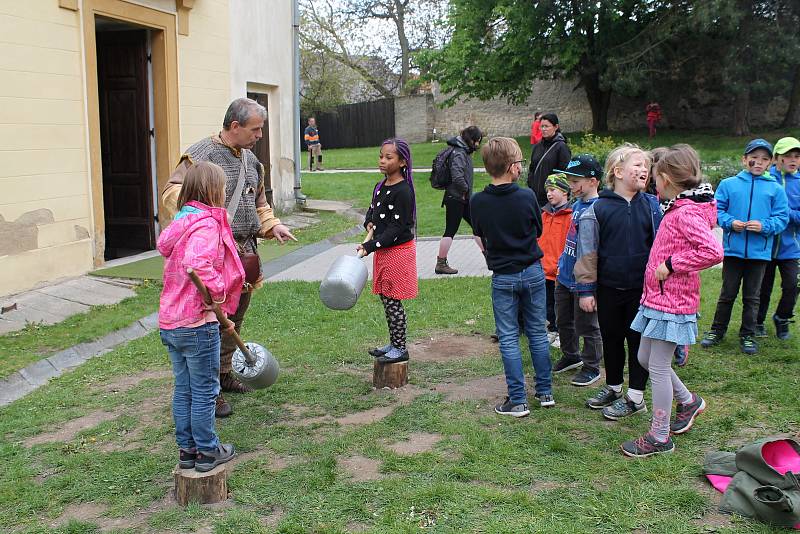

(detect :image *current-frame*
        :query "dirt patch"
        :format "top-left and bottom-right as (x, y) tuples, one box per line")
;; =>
(26, 411), (118, 447)
(50, 502), (108, 527)
(229, 449), (297, 472)
(96, 394), (171, 453)
(409, 333), (498, 362)
(346, 522), (370, 532)
(262, 507), (285, 528)
(338, 454), (384, 482)
(433, 375), (506, 402)
(291, 385), (425, 428)
(384, 433), (442, 455)
(102, 369), (171, 393)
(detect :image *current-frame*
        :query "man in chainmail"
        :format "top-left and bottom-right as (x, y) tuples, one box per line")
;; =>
(162, 98), (296, 417)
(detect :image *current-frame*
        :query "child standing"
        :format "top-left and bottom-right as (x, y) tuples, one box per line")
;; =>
(552, 156), (604, 387)
(578, 144), (663, 420)
(701, 139), (789, 354)
(471, 137), (554, 416)
(158, 161), (244, 472)
(530, 112), (543, 145)
(620, 145), (723, 457)
(756, 137), (800, 340)
(360, 138), (418, 363)
(540, 173), (573, 348)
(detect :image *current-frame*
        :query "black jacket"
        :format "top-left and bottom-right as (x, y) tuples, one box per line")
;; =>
(470, 182), (544, 274)
(527, 132), (571, 205)
(443, 136), (474, 204)
(363, 179), (414, 254)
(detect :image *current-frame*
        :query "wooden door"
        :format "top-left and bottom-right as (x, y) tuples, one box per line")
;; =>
(247, 92), (272, 205)
(97, 30), (154, 259)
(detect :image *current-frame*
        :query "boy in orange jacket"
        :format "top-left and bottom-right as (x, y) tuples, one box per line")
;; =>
(540, 174), (572, 347)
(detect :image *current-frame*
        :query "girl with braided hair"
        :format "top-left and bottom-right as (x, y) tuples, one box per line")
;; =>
(358, 138), (418, 363)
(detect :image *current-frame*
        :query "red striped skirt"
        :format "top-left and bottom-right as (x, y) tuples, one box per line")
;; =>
(372, 240), (418, 300)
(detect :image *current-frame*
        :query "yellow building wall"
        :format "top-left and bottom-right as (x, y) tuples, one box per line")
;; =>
(177, 0), (231, 149)
(0, 2), (93, 296)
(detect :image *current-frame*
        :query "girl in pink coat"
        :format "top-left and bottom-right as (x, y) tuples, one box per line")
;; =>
(621, 145), (724, 458)
(158, 161), (244, 472)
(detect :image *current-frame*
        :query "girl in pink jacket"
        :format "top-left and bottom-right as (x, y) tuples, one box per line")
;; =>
(158, 161), (244, 472)
(621, 145), (723, 458)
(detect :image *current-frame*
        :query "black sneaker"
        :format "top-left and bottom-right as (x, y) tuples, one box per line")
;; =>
(585, 386), (622, 410)
(754, 323), (768, 338)
(571, 367), (600, 387)
(368, 343), (392, 357)
(671, 394), (705, 434)
(700, 331), (723, 348)
(376, 349), (409, 364)
(195, 443), (236, 472)
(534, 392), (556, 408)
(773, 314), (793, 341)
(494, 396), (530, 417)
(553, 355), (582, 374)
(179, 448), (197, 469)
(621, 433), (675, 458)
(673, 345), (689, 367)
(739, 335), (757, 355)
(602, 395), (647, 421)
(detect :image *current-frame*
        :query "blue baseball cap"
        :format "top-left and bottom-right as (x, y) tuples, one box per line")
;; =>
(744, 138), (773, 156)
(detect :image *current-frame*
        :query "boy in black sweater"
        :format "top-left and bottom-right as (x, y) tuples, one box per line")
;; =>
(471, 137), (554, 416)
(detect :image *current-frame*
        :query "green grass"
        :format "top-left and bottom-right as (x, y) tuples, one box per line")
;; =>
(310, 128), (800, 170)
(0, 273), (797, 533)
(91, 212), (359, 280)
(0, 212), (358, 380)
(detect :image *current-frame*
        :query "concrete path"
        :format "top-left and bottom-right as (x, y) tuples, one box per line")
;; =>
(268, 235), (489, 282)
(0, 277), (138, 336)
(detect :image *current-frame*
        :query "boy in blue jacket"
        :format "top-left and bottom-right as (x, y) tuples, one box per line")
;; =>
(756, 137), (800, 340)
(702, 139), (790, 354)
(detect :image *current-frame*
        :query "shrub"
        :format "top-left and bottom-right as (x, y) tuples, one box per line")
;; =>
(702, 157), (740, 187)
(568, 133), (619, 164)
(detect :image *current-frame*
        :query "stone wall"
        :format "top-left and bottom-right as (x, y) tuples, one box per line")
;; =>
(395, 79), (790, 140)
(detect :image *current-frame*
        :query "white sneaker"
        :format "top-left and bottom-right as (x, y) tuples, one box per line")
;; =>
(549, 333), (560, 348)
(547, 331), (557, 344)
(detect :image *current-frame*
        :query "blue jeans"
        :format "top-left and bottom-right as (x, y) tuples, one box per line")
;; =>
(160, 323), (221, 452)
(491, 261), (552, 405)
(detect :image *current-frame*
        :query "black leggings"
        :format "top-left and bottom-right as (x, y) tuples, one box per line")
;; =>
(380, 295), (407, 350)
(443, 196), (471, 238)
(597, 285), (648, 391)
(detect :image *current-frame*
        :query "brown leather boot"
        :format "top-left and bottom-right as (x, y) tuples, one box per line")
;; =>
(219, 372), (254, 393)
(435, 256), (458, 275)
(215, 395), (232, 418)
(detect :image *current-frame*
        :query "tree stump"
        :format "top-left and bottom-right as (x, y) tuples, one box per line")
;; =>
(173, 464), (228, 506)
(373, 360), (408, 389)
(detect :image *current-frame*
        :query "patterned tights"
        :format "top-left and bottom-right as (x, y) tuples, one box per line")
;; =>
(380, 294), (407, 350)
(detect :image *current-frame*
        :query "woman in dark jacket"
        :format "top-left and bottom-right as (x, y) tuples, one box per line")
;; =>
(527, 113), (571, 206)
(435, 126), (483, 275)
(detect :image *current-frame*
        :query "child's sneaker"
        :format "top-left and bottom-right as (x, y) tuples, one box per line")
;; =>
(700, 331), (723, 348)
(773, 314), (793, 340)
(195, 443), (236, 472)
(602, 395), (647, 420)
(571, 367), (600, 387)
(674, 345), (689, 367)
(621, 433), (675, 458)
(739, 335), (758, 355)
(179, 448), (197, 469)
(552, 354), (582, 374)
(368, 343), (392, 357)
(670, 394), (705, 434)
(534, 392), (555, 408)
(585, 386), (622, 409)
(494, 397), (530, 417)
(548, 332), (561, 348)
(754, 323), (768, 338)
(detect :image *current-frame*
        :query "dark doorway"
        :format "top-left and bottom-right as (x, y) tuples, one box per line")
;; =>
(96, 27), (154, 260)
(247, 91), (272, 205)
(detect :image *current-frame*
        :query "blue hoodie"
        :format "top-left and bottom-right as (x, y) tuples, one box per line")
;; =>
(769, 164), (800, 260)
(715, 170), (790, 261)
(556, 196), (599, 291)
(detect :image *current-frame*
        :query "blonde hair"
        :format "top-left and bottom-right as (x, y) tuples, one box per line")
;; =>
(652, 144), (703, 190)
(603, 143), (650, 187)
(481, 137), (522, 178)
(177, 161), (227, 209)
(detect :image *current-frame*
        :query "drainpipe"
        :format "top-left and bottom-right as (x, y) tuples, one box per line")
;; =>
(292, 0), (306, 206)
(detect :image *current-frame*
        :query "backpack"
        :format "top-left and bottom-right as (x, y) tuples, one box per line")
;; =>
(429, 146), (456, 190)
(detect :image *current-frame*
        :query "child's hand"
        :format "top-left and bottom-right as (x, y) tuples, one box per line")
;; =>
(745, 220), (763, 233)
(731, 220), (746, 232)
(221, 320), (236, 336)
(356, 244), (367, 257)
(655, 262), (670, 281)
(366, 222), (374, 232)
(579, 295), (596, 313)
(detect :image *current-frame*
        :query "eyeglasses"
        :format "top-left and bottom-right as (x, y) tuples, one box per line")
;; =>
(511, 159), (527, 167)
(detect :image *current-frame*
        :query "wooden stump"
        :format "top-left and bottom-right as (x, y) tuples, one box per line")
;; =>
(173, 464), (228, 506)
(373, 360), (408, 389)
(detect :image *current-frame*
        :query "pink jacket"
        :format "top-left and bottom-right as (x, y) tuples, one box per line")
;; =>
(641, 198), (723, 314)
(157, 201), (245, 329)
